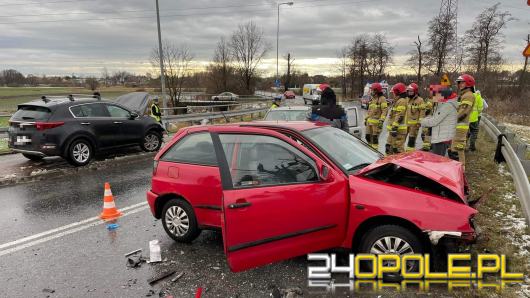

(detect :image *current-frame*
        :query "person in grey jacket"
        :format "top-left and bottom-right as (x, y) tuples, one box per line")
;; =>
(420, 87), (458, 156)
(307, 86), (349, 132)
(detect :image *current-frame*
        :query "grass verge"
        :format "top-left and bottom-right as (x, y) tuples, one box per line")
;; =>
(465, 130), (529, 297)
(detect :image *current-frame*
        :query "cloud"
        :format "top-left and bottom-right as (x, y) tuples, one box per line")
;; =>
(0, 0), (528, 76)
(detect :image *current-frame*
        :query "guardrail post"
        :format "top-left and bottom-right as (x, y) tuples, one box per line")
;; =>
(494, 134), (506, 164)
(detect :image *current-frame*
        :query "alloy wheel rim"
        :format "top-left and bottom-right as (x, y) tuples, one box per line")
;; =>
(144, 134), (159, 151)
(72, 143), (90, 163)
(165, 206), (190, 236)
(370, 236), (414, 255)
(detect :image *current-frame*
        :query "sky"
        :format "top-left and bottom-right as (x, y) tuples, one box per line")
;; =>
(0, 0), (529, 77)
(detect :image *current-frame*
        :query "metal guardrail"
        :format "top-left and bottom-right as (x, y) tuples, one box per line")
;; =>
(162, 107), (269, 123)
(481, 115), (530, 225)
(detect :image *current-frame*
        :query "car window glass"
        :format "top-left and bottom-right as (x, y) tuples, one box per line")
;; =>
(346, 108), (358, 127)
(219, 134), (317, 188)
(161, 133), (217, 166)
(70, 103), (109, 117)
(106, 105), (130, 118)
(12, 106), (51, 121)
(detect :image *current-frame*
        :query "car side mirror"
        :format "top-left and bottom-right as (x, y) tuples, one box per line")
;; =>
(130, 112), (139, 119)
(319, 164), (330, 181)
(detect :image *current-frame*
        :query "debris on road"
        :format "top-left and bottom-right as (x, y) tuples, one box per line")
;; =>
(42, 288), (55, 293)
(170, 272), (185, 283)
(147, 270), (176, 286)
(124, 249), (142, 257)
(148, 239), (162, 263)
(145, 289), (156, 296)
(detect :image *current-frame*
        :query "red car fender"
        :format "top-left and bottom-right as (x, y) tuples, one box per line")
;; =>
(340, 175), (477, 250)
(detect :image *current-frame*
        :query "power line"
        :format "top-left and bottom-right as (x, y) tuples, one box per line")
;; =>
(0, 0), (95, 6)
(0, 0), (379, 25)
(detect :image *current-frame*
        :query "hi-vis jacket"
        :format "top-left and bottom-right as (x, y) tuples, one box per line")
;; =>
(406, 95), (424, 125)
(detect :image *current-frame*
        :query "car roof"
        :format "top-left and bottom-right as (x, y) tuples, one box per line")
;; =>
(268, 106), (310, 111)
(185, 121), (328, 134)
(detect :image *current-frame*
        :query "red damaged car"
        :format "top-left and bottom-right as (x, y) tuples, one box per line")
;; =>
(147, 121), (477, 272)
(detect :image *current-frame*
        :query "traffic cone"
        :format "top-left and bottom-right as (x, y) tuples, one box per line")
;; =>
(99, 182), (122, 220)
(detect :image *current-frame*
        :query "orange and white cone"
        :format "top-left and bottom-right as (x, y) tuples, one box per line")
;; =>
(99, 182), (122, 220)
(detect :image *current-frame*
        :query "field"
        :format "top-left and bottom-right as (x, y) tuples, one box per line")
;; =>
(0, 86), (150, 113)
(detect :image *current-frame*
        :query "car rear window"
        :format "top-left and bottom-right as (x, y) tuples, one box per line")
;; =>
(12, 105), (51, 121)
(161, 132), (217, 166)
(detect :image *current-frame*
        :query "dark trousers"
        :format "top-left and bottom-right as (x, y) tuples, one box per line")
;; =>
(468, 117), (480, 150)
(430, 142), (449, 157)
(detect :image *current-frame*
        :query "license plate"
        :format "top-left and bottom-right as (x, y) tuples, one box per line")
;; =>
(14, 135), (31, 146)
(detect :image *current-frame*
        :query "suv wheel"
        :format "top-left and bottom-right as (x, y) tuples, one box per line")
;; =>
(358, 225), (423, 273)
(22, 153), (44, 161)
(67, 139), (93, 166)
(141, 131), (162, 152)
(161, 199), (201, 242)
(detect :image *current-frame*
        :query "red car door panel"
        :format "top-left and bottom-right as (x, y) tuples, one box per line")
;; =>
(214, 132), (349, 272)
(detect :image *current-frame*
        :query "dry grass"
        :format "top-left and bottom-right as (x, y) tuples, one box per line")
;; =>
(465, 130), (530, 296)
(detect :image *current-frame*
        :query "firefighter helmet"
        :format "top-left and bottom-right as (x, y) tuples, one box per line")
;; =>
(456, 74), (475, 88)
(391, 83), (407, 95)
(406, 83), (419, 94)
(370, 82), (383, 93)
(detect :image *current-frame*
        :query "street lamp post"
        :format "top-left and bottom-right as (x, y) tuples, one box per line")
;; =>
(276, 1), (294, 92)
(155, 0), (168, 116)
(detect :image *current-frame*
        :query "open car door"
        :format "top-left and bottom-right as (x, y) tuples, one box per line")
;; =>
(214, 131), (349, 272)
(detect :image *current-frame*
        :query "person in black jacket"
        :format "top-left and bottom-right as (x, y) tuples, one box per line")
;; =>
(307, 86), (349, 131)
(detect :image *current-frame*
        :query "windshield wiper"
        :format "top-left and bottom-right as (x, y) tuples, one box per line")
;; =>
(22, 116), (35, 120)
(346, 163), (371, 172)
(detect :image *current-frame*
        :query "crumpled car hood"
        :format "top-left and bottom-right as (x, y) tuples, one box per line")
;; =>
(358, 151), (466, 202)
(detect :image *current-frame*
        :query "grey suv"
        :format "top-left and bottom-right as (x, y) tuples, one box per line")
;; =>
(8, 95), (165, 166)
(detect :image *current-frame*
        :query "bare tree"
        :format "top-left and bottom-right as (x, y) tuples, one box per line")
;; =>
(229, 21), (270, 94)
(367, 34), (393, 81)
(207, 37), (234, 93)
(111, 71), (131, 86)
(1, 69), (25, 86)
(407, 36), (424, 84)
(101, 67), (110, 87)
(284, 52), (295, 91)
(336, 47), (349, 97)
(464, 3), (513, 76)
(151, 41), (194, 105)
(348, 35), (371, 97)
(424, 8), (457, 75)
(85, 77), (99, 91)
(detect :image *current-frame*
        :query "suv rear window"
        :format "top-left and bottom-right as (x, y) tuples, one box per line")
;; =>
(12, 106), (51, 121)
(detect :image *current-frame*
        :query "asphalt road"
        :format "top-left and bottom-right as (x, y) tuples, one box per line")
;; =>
(0, 99), (428, 297)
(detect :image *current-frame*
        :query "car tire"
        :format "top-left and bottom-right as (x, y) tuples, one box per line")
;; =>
(358, 225), (424, 273)
(141, 130), (162, 152)
(161, 199), (201, 243)
(22, 153), (44, 161)
(67, 138), (93, 166)
(214, 97), (219, 101)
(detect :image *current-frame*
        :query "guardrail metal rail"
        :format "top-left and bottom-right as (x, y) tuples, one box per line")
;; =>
(162, 107), (269, 123)
(481, 115), (530, 225)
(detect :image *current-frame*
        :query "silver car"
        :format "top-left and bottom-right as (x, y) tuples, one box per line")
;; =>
(211, 92), (238, 101)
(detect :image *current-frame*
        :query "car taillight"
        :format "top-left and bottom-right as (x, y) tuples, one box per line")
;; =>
(35, 121), (64, 131)
(153, 160), (159, 175)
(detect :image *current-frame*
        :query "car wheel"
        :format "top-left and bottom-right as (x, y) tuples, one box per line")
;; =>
(161, 199), (201, 243)
(358, 225), (424, 273)
(67, 139), (93, 166)
(141, 131), (162, 152)
(214, 97), (219, 101)
(22, 153), (44, 161)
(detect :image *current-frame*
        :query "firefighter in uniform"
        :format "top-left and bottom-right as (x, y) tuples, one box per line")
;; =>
(364, 82), (388, 149)
(386, 83), (409, 154)
(450, 74), (476, 170)
(405, 83), (424, 151)
(150, 97), (162, 124)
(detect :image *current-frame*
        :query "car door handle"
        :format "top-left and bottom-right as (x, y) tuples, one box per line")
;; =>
(228, 202), (252, 209)
(113, 121), (123, 124)
(81, 122), (91, 125)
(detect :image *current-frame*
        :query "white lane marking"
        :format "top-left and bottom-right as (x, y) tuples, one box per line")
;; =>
(0, 205), (149, 257)
(0, 201), (147, 250)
